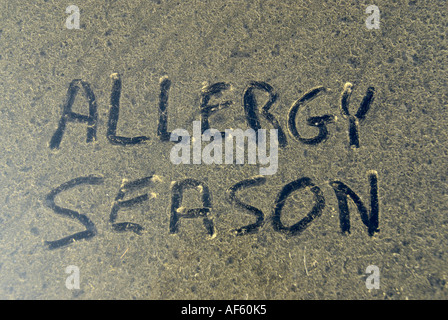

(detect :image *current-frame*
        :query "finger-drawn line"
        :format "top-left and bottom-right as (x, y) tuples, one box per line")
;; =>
(339, 83), (375, 148)
(110, 175), (156, 235)
(111, 222), (144, 234)
(170, 179), (214, 236)
(272, 177), (325, 236)
(226, 176), (266, 236)
(157, 76), (172, 141)
(200, 82), (233, 137)
(355, 86), (375, 121)
(287, 86), (335, 145)
(45, 175), (104, 249)
(243, 81), (287, 148)
(107, 73), (150, 145)
(329, 170), (379, 236)
(49, 79), (98, 149)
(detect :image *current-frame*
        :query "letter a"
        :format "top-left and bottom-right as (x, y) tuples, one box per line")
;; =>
(365, 5), (380, 30)
(49, 79), (98, 150)
(66, 5), (80, 30)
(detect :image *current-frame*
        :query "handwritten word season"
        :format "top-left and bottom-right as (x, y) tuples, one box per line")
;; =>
(45, 74), (379, 249)
(45, 172), (379, 249)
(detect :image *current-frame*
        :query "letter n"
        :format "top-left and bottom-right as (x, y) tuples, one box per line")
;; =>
(329, 171), (379, 236)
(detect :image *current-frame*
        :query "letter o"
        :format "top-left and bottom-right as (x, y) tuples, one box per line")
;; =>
(272, 177), (325, 236)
